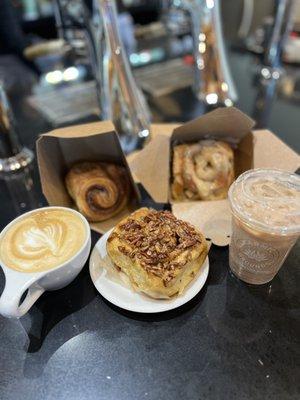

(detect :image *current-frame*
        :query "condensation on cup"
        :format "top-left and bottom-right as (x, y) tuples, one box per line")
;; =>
(228, 169), (300, 285)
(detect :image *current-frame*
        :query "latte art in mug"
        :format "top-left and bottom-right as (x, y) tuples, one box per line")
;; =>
(0, 209), (87, 272)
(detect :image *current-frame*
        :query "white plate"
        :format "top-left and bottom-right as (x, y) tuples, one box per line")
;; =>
(89, 229), (209, 313)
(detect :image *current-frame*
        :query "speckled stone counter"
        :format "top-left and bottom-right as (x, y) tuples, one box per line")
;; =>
(0, 52), (299, 400)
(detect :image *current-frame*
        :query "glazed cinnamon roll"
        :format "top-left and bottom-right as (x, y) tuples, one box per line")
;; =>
(172, 140), (234, 201)
(65, 162), (130, 222)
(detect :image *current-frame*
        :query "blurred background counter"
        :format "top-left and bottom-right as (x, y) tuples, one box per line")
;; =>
(0, 1), (299, 147)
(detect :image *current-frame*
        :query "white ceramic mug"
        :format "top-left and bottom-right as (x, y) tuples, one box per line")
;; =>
(0, 207), (91, 318)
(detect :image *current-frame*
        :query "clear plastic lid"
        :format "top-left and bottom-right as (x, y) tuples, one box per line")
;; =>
(228, 169), (300, 235)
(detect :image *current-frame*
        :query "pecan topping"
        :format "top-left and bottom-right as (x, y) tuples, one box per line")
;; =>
(118, 246), (130, 256)
(112, 209), (202, 281)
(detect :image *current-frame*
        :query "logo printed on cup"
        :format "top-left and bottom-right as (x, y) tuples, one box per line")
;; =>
(233, 237), (281, 272)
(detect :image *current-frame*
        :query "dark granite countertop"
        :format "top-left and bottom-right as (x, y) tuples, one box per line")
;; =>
(0, 49), (299, 400)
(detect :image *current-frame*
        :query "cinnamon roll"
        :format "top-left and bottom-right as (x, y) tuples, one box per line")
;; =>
(107, 208), (208, 298)
(65, 162), (130, 222)
(171, 140), (234, 201)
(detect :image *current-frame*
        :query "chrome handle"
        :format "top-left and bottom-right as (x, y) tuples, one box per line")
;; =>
(264, 0), (294, 68)
(170, 0), (238, 106)
(0, 83), (33, 175)
(53, 0), (151, 152)
(96, 0), (151, 152)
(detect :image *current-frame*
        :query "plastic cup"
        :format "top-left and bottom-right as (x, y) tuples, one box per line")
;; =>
(228, 169), (300, 284)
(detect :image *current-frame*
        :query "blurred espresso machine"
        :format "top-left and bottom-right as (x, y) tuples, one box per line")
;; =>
(34, 0), (240, 151)
(53, 0), (237, 126)
(53, 0), (151, 152)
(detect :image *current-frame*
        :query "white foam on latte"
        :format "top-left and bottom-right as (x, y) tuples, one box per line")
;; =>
(0, 209), (87, 272)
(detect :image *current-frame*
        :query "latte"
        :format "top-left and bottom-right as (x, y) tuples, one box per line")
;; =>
(228, 169), (300, 284)
(0, 208), (87, 273)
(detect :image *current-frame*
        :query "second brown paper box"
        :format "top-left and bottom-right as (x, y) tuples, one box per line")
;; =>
(130, 107), (300, 246)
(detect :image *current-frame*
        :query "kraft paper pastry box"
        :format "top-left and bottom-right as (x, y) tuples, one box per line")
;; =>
(130, 107), (300, 246)
(37, 120), (140, 234)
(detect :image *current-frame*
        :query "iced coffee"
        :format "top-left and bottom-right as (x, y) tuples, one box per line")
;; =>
(228, 169), (300, 284)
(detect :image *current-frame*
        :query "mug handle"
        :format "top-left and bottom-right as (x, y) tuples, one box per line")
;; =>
(0, 271), (45, 318)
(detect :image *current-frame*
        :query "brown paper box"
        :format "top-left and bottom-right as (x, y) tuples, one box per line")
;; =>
(37, 121), (140, 234)
(130, 107), (300, 246)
